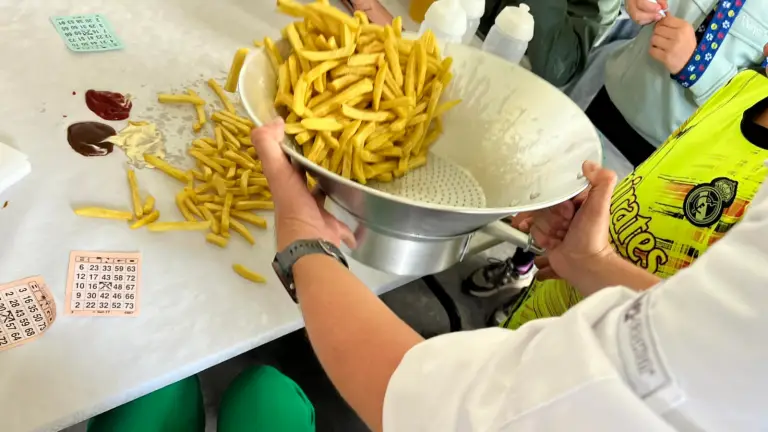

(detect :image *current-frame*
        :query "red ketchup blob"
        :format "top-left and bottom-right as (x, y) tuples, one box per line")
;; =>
(85, 90), (132, 121)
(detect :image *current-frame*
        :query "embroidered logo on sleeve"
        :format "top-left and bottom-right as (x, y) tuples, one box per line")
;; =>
(617, 292), (686, 413)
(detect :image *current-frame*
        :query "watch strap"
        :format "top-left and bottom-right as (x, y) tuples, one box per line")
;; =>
(274, 239), (348, 302)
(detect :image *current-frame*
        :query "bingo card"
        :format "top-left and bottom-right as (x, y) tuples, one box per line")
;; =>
(65, 251), (142, 316)
(0, 276), (57, 352)
(50, 14), (124, 53)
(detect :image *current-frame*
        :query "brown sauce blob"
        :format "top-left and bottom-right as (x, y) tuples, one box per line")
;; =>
(66, 122), (116, 157)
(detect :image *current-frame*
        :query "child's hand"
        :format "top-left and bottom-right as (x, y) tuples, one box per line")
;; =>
(649, 14), (697, 74)
(627, 0), (667, 25)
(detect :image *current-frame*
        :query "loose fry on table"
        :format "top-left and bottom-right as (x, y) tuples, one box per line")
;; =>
(206, 233), (229, 248)
(187, 89), (207, 131)
(147, 221), (211, 232)
(130, 210), (160, 229)
(232, 264), (267, 284)
(127, 169), (143, 218)
(144, 154), (190, 183)
(157, 94), (205, 105)
(176, 191), (196, 221)
(230, 219), (255, 245)
(225, 48), (249, 92)
(221, 192), (233, 235)
(74, 207), (133, 221)
(142, 195), (155, 214)
(230, 210), (268, 229)
(234, 200), (275, 210)
(216, 110), (255, 128)
(207, 79), (236, 114)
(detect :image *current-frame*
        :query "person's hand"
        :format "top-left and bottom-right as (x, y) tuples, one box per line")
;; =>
(626, 0), (667, 25)
(250, 119), (355, 251)
(763, 42), (768, 74)
(649, 14), (697, 74)
(530, 161), (618, 283)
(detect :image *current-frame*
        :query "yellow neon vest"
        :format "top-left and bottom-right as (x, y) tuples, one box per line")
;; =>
(611, 70), (768, 278)
(504, 70), (768, 330)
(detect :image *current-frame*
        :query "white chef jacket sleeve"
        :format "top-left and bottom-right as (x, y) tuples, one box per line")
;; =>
(383, 179), (768, 432)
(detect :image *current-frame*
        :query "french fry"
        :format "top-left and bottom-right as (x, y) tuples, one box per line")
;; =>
(230, 210), (268, 229)
(199, 205), (221, 234)
(157, 94), (205, 105)
(130, 210), (160, 229)
(301, 117), (344, 131)
(187, 89), (207, 130)
(176, 191), (196, 221)
(222, 192), (233, 235)
(341, 104), (390, 122)
(433, 99), (462, 118)
(230, 219), (255, 245)
(206, 233), (229, 248)
(127, 169), (143, 218)
(147, 221), (211, 232)
(225, 48), (249, 92)
(217, 110), (255, 128)
(232, 264), (267, 283)
(264, 37), (283, 72)
(144, 154), (190, 183)
(207, 79), (236, 114)
(234, 200), (275, 210)
(74, 207), (133, 221)
(143, 195), (155, 214)
(298, 44), (356, 62)
(190, 150), (226, 175)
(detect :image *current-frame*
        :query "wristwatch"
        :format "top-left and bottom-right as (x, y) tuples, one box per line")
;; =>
(272, 239), (349, 302)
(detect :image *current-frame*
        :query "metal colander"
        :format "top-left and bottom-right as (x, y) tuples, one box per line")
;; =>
(239, 41), (602, 274)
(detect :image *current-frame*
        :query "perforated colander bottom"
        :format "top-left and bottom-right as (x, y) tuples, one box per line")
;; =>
(370, 153), (487, 208)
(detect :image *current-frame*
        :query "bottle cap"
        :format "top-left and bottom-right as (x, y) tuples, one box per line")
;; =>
(495, 4), (534, 42)
(459, 0), (485, 19)
(424, 0), (468, 37)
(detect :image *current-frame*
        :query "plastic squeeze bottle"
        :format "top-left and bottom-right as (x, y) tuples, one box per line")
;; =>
(418, 0), (468, 44)
(459, 0), (485, 44)
(481, 4), (534, 65)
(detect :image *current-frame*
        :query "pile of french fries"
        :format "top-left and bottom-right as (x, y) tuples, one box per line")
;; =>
(263, 0), (460, 184)
(74, 83), (271, 284)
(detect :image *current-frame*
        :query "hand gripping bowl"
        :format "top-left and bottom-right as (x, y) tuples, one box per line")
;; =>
(239, 41), (602, 276)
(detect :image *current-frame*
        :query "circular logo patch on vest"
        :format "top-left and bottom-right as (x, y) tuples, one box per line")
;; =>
(683, 177), (738, 228)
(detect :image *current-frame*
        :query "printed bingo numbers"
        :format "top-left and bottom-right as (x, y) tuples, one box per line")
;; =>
(65, 251), (141, 316)
(0, 276), (57, 352)
(50, 14), (124, 53)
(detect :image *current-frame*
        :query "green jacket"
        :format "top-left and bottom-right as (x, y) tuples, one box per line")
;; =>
(605, 0), (768, 146)
(481, 0), (622, 86)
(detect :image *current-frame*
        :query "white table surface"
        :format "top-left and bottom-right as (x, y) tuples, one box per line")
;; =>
(0, 0), (503, 430)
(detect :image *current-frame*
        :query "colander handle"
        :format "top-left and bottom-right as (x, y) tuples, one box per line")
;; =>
(480, 221), (545, 255)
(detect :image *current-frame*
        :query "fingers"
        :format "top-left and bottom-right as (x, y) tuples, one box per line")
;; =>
(250, 118), (290, 182)
(251, 119), (313, 213)
(579, 161), (617, 221)
(630, 0), (664, 23)
(650, 35), (672, 51)
(652, 24), (677, 40)
(648, 46), (666, 64)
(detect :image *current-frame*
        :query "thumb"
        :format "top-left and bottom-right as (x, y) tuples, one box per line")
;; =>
(577, 161), (617, 222)
(250, 118), (291, 183)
